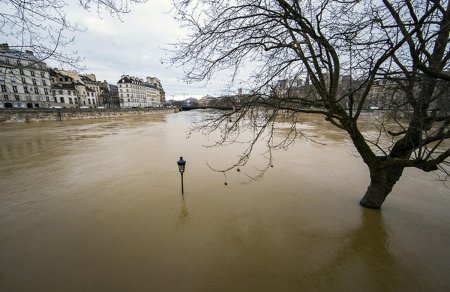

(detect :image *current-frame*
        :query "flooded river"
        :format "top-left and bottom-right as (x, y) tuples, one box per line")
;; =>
(0, 111), (449, 291)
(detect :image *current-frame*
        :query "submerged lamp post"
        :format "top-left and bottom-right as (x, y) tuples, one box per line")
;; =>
(177, 157), (186, 194)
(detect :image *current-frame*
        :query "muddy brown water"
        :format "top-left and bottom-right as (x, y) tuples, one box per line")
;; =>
(0, 111), (449, 291)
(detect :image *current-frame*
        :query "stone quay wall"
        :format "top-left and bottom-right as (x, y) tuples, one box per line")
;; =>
(0, 108), (178, 123)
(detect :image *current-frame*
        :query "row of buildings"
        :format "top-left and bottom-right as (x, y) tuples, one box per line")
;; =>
(0, 43), (165, 109)
(275, 73), (449, 112)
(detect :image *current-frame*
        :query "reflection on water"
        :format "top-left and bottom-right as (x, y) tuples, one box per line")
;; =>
(318, 210), (396, 291)
(176, 198), (190, 229)
(0, 112), (449, 291)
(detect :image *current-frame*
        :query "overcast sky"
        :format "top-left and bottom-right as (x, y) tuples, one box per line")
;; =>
(56, 1), (229, 100)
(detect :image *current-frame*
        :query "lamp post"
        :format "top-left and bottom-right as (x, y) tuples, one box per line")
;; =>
(177, 157), (186, 194)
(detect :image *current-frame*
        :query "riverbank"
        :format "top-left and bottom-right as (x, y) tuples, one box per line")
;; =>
(0, 108), (178, 123)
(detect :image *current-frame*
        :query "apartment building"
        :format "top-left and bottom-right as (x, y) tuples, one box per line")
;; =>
(80, 74), (101, 105)
(0, 43), (53, 108)
(146, 76), (165, 103)
(50, 69), (98, 108)
(117, 75), (162, 108)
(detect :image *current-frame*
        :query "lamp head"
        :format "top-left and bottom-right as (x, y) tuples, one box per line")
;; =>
(177, 157), (186, 173)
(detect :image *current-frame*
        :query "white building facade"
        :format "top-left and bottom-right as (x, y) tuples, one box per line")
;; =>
(118, 75), (162, 108)
(145, 85), (161, 107)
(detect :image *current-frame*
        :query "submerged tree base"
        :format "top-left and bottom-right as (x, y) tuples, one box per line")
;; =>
(359, 165), (405, 209)
(360, 197), (383, 209)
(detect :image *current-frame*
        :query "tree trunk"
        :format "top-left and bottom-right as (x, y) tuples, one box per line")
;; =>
(360, 165), (404, 209)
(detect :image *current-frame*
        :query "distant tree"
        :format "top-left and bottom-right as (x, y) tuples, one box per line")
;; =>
(100, 91), (120, 108)
(171, 0), (450, 209)
(0, 0), (147, 67)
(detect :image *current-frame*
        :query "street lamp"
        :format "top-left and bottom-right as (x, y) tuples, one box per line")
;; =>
(177, 157), (186, 194)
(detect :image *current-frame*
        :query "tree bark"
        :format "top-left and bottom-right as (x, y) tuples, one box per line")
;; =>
(360, 165), (404, 209)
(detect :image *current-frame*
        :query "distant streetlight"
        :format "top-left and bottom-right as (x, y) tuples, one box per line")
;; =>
(177, 157), (186, 194)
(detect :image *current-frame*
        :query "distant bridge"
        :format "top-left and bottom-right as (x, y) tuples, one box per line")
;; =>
(181, 105), (236, 111)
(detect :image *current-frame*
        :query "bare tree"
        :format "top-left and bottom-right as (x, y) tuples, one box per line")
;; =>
(0, 0), (147, 67)
(170, 0), (450, 209)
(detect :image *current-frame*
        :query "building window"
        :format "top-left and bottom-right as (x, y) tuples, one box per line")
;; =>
(88, 99), (91, 105)
(69, 98), (73, 104)
(22, 77), (26, 83)
(46, 96), (50, 101)
(68, 91), (71, 95)
(12, 86), (18, 93)
(53, 97), (57, 102)
(32, 78), (37, 85)
(24, 86), (29, 94)
(17, 60), (21, 66)
(10, 76), (16, 83)
(34, 87), (39, 94)
(31, 71), (35, 77)
(58, 90), (63, 94)
(3, 94), (8, 100)
(19, 68), (24, 75)
(74, 98), (78, 103)
(15, 95), (20, 100)
(4, 58), (10, 64)
(1, 85), (6, 92)
(0, 75), (4, 81)
(44, 88), (48, 94)
(41, 72), (45, 78)
(42, 80), (47, 86)
(60, 97), (65, 103)
(59, 78), (63, 82)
